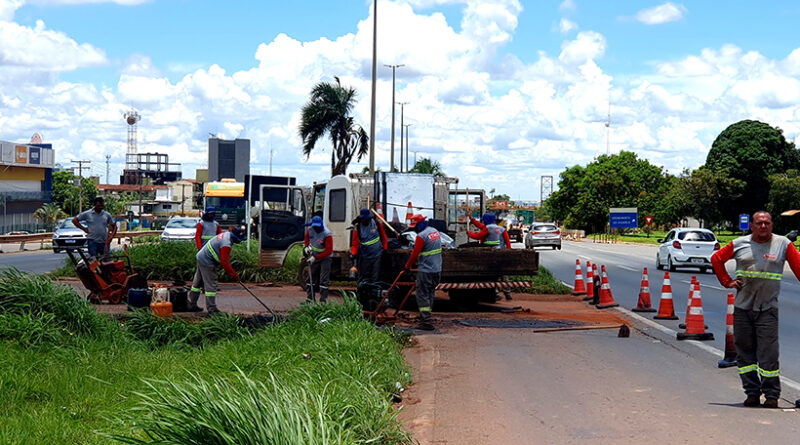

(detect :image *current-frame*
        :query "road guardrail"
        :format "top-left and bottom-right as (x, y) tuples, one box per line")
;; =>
(0, 231), (163, 252)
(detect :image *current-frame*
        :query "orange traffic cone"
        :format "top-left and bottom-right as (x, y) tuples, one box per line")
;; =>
(632, 267), (656, 312)
(679, 276), (698, 329)
(677, 283), (714, 341)
(583, 260), (594, 301)
(718, 292), (737, 368)
(596, 265), (619, 309)
(590, 263), (600, 305)
(376, 201), (384, 219)
(654, 271), (679, 320)
(391, 207), (400, 223)
(405, 202), (413, 224)
(572, 259), (586, 296)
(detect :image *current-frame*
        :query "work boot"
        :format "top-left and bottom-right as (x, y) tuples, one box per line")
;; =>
(743, 395), (761, 407)
(763, 398), (779, 409)
(415, 320), (435, 331)
(186, 303), (203, 312)
(504, 291), (513, 301)
(206, 296), (220, 314)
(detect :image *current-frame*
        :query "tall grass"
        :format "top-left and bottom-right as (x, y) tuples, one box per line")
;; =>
(511, 266), (571, 294)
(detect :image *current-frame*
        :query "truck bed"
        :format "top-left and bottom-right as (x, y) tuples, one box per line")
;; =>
(382, 247), (538, 280)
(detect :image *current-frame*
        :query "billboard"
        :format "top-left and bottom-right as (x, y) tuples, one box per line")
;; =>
(0, 141), (54, 168)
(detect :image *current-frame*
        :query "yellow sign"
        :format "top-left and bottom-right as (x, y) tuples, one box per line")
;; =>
(204, 181), (244, 197)
(15, 146), (27, 164)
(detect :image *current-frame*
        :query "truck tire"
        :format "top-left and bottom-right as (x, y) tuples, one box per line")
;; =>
(297, 263), (310, 291)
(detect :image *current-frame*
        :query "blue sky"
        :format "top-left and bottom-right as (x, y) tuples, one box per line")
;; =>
(3, 0), (800, 200)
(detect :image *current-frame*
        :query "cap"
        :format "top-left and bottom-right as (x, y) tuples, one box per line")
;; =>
(408, 214), (427, 228)
(359, 208), (372, 220)
(230, 225), (246, 241)
(307, 215), (323, 228)
(205, 206), (216, 214)
(482, 213), (496, 225)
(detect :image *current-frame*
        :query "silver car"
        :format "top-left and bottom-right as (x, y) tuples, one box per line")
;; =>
(524, 223), (561, 250)
(656, 228), (719, 273)
(160, 217), (200, 242)
(52, 219), (87, 253)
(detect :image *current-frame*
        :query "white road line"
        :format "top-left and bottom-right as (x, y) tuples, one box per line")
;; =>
(618, 265), (639, 272)
(678, 280), (725, 291)
(616, 306), (800, 393)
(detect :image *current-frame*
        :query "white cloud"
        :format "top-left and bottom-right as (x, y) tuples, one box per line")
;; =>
(559, 18), (577, 34)
(635, 2), (686, 25)
(559, 0), (576, 12)
(0, 20), (106, 70)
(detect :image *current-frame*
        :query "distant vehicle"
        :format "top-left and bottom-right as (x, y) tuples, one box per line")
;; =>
(52, 219), (87, 253)
(5, 231), (30, 236)
(656, 228), (720, 273)
(524, 223), (561, 250)
(160, 217), (200, 242)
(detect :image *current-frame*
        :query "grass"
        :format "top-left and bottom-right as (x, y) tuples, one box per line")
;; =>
(588, 230), (745, 246)
(0, 269), (412, 444)
(511, 266), (572, 294)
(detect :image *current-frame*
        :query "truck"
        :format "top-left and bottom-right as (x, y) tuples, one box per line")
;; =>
(257, 172), (539, 305)
(203, 179), (246, 226)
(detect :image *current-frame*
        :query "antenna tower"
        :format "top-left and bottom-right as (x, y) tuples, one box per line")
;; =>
(124, 109), (141, 155)
(605, 102), (610, 155)
(540, 175), (553, 205)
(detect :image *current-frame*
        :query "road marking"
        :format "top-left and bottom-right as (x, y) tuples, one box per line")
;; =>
(616, 307), (800, 393)
(618, 265), (639, 272)
(679, 280), (725, 291)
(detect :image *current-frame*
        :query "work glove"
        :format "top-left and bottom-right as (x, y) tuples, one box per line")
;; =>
(349, 253), (356, 262)
(303, 246), (313, 257)
(307, 256), (316, 265)
(231, 271), (240, 282)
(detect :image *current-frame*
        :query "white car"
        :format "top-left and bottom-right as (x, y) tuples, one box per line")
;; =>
(160, 217), (200, 242)
(656, 228), (720, 273)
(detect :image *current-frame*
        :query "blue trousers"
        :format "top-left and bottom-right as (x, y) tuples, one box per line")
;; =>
(87, 240), (108, 259)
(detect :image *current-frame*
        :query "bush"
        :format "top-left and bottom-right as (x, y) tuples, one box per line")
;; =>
(510, 266), (571, 294)
(123, 310), (249, 349)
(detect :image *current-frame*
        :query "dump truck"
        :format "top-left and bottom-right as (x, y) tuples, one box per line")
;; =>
(257, 172), (539, 305)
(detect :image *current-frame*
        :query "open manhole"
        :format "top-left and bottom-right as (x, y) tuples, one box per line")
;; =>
(456, 319), (585, 329)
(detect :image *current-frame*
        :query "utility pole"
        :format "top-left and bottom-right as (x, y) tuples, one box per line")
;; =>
(180, 183), (189, 216)
(368, 0), (378, 175)
(404, 124), (413, 171)
(269, 143), (273, 176)
(384, 64), (404, 171)
(71, 160), (91, 212)
(105, 155), (111, 184)
(396, 102), (408, 172)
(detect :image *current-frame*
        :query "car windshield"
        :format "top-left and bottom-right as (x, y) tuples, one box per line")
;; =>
(532, 225), (557, 232)
(166, 218), (198, 229)
(678, 231), (716, 241)
(59, 219), (77, 229)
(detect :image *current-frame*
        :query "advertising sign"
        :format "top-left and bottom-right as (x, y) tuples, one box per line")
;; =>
(609, 207), (638, 229)
(28, 146), (40, 165)
(739, 214), (749, 230)
(15, 145), (27, 164)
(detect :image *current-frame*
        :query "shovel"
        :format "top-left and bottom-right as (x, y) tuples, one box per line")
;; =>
(238, 280), (277, 322)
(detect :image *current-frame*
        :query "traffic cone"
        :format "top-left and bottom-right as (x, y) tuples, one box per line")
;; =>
(632, 267), (656, 312)
(596, 265), (619, 309)
(572, 259), (586, 296)
(679, 276), (697, 329)
(677, 282), (714, 341)
(391, 207), (400, 223)
(405, 202), (413, 224)
(583, 260), (594, 301)
(653, 271), (679, 320)
(591, 264), (600, 305)
(376, 201), (384, 219)
(718, 292), (737, 368)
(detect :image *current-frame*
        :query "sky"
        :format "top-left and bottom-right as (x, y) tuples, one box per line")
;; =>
(3, 0), (800, 201)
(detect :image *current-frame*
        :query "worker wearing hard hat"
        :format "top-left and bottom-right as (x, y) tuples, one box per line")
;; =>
(188, 226), (245, 314)
(304, 215), (333, 303)
(351, 208), (389, 283)
(469, 213), (513, 300)
(195, 206), (222, 250)
(404, 214), (442, 331)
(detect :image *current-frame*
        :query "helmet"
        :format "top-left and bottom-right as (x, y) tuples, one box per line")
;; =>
(408, 214), (427, 229)
(482, 213), (496, 225)
(230, 225), (246, 242)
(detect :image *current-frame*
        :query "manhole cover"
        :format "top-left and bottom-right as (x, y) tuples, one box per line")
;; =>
(456, 319), (584, 329)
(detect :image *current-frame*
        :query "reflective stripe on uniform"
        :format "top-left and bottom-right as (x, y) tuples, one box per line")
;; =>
(739, 364), (758, 374)
(362, 236), (380, 246)
(205, 292), (217, 297)
(735, 270), (783, 280)
(759, 367), (780, 378)
(484, 240), (500, 245)
(205, 241), (221, 263)
(311, 245), (325, 253)
(191, 287), (202, 293)
(201, 235), (214, 240)
(420, 248), (442, 257)
(419, 306), (432, 312)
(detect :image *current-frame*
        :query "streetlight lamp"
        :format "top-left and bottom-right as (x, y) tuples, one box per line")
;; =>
(384, 64), (404, 171)
(396, 101), (408, 172)
(404, 123), (413, 171)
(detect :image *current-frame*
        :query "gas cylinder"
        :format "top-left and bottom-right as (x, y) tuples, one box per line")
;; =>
(150, 300), (173, 318)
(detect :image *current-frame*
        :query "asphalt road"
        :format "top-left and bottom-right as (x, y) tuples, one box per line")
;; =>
(0, 250), (68, 274)
(535, 239), (800, 390)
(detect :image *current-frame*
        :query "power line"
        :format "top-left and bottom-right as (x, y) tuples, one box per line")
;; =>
(71, 160), (91, 211)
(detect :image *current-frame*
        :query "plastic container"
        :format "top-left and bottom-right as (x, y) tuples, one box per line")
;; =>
(150, 300), (173, 318)
(127, 288), (150, 309)
(169, 287), (188, 312)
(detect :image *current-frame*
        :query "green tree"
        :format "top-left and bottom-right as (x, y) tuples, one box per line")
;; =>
(33, 203), (67, 230)
(706, 119), (800, 220)
(544, 165), (585, 224)
(409, 157), (445, 176)
(299, 76), (369, 177)
(52, 171), (97, 215)
(677, 168), (746, 230)
(766, 169), (800, 233)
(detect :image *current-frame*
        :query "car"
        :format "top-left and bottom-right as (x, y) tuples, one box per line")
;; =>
(52, 219), (87, 253)
(524, 223), (561, 250)
(656, 228), (720, 273)
(160, 217), (200, 242)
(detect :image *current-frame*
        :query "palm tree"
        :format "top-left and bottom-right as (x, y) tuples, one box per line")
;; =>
(33, 203), (67, 230)
(299, 77), (369, 176)
(410, 157), (445, 176)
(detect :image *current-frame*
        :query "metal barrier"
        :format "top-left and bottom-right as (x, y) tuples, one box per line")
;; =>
(561, 229), (585, 240)
(0, 231), (163, 252)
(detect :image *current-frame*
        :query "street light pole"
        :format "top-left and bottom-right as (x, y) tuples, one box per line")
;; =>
(384, 64), (404, 171)
(404, 124), (413, 171)
(396, 102), (408, 172)
(368, 0), (378, 175)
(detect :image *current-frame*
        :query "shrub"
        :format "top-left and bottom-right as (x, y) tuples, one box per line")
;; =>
(123, 311), (248, 349)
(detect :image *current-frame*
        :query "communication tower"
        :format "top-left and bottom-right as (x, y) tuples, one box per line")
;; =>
(124, 109), (141, 156)
(540, 175), (553, 205)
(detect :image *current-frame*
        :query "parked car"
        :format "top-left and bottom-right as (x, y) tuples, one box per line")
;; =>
(160, 217), (200, 242)
(524, 223), (561, 250)
(52, 219), (87, 253)
(656, 228), (720, 273)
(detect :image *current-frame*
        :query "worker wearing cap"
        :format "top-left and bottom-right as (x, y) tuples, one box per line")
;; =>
(304, 215), (333, 303)
(73, 196), (116, 259)
(351, 208), (388, 283)
(195, 206), (222, 250)
(469, 213), (513, 300)
(188, 226), (245, 314)
(404, 214), (442, 330)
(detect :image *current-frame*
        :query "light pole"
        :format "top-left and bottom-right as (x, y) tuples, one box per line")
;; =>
(404, 124), (413, 171)
(396, 101), (408, 172)
(384, 64), (404, 171)
(368, 0), (378, 175)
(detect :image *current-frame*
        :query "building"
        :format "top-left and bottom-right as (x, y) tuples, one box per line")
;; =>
(165, 179), (197, 214)
(0, 139), (55, 232)
(208, 138), (250, 182)
(120, 152), (182, 185)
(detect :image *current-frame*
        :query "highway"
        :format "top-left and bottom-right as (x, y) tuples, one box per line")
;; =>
(0, 250), (68, 274)
(535, 239), (800, 385)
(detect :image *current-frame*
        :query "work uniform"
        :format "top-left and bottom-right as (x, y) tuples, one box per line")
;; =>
(351, 218), (388, 283)
(195, 218), (221, 250)
(469, 218), (513, 299)
(306, 227), (333, 302)
(406, 226), (442, 323)
(77, 208), (114, 258)
(189, 231), (239, 313)
(712, 234), (800, 400)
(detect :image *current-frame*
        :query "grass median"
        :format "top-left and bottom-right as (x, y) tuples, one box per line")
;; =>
(0, 269), (412, 444)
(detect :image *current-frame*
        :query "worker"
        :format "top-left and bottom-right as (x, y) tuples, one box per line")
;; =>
(468, 213), (513, 300)
(304, 215), (333, 303)
(404, 214), (442, 331)
(350, 208), (388, 283)
(195, 206), (222, 250)
(711, 211), (800, 408)
(73, 196), (116, 260)
(187, 226), (246, 314)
